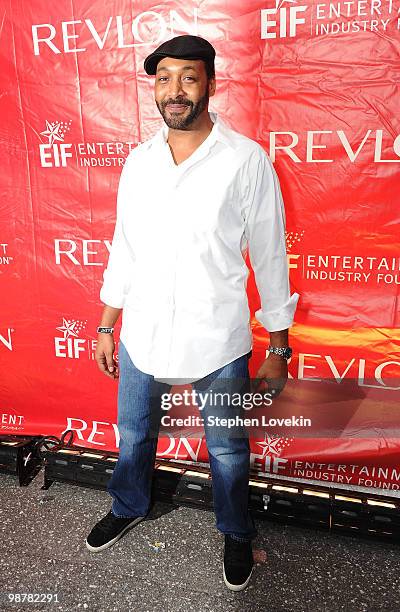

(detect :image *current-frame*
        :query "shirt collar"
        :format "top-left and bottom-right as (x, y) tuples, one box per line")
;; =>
(148, 111), (236, 151)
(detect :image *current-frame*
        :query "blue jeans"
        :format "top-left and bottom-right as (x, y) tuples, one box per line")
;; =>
(107, 340), (258, 542)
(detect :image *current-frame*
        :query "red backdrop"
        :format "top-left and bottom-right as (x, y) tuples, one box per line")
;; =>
(1, 1), (399, 491)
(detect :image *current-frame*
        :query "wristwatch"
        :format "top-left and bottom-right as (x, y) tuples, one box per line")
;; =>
(266, 346), (293, 360)
(97, 326), (114, 333)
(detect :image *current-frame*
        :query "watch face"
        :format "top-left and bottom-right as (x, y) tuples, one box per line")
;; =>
(284, 348), (293, 359)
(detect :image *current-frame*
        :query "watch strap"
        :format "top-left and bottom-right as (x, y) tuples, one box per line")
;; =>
(266, 346), (292, 359)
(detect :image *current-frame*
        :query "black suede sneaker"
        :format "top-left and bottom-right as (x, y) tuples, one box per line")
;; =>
(223, 535), (254, 591)
(85, 510), (145, 553)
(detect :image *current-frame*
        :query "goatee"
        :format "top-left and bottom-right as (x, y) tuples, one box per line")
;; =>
(156, 89), (210, 130)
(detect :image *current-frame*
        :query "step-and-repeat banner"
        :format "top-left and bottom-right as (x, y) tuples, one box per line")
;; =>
(1, 1), (399, 490)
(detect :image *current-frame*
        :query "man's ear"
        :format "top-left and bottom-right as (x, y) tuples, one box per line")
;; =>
(208, 77), (216, 97)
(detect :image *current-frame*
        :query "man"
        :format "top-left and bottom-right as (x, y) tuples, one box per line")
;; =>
(85, 35), (299, 592)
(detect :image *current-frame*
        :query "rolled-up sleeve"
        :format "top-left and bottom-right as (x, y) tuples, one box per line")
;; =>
(242, 147), (300, 332)
(99, 152), (135, 309)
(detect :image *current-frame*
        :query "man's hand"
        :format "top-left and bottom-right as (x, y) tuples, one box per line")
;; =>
(251, 353), (288, 398)
(95, 334), (119, 379)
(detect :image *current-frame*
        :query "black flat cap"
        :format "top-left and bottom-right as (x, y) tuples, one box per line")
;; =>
(144, 35), (216, 75)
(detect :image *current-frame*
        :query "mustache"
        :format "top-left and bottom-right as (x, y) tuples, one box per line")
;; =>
(163, 98), (192, 107)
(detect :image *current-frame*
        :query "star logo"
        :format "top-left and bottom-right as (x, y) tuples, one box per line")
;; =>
(40, 121), (64, 145)
(40, 120), (72, 145)
(56, 318), (87, 340)
(286, 230), (304, 253)
(255, 433), (294, 456)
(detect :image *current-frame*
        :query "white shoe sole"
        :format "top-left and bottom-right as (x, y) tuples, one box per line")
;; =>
(222, 561), (254, 591)
(85, 516), (145, 553)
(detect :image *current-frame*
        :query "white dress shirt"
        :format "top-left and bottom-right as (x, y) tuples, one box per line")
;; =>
(100, 111), (300, 383)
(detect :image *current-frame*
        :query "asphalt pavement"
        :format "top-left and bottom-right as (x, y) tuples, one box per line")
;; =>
(1, 471), (399, 612)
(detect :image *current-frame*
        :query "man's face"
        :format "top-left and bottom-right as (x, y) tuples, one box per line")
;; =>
(154, 57), (216, 130)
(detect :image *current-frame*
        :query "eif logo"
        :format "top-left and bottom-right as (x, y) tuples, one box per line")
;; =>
(251, 433), (294, 473)
(55, 317), (94, 359)
(286, 230), (304, 270)
(39, 119), (73, 167)
(261, 0), (307, 39)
